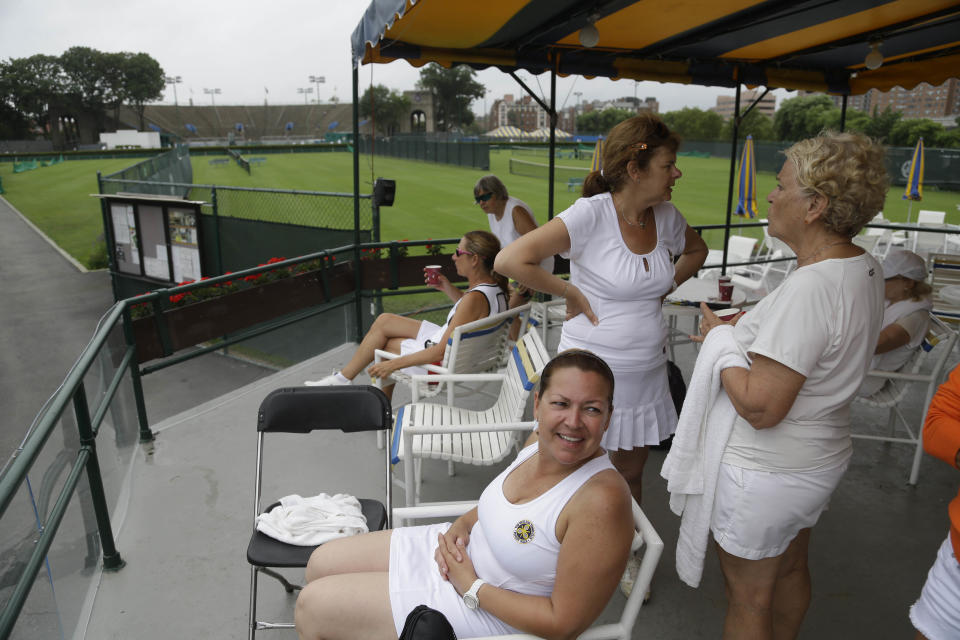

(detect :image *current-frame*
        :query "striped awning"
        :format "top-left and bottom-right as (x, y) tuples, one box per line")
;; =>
(528, 127), (571, 139)
(483, 125), (528, 138)
(352, 0), (960, 95)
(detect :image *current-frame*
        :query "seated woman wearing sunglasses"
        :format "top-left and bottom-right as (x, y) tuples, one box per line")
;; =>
(474, 175), (554, 339)
(305, 230), (508, 401)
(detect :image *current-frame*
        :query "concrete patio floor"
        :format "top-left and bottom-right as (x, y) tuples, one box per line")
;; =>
(79, 333), (960, 640)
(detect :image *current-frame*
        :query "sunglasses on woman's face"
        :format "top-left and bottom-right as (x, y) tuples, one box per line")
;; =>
(455, 248), (474, 257)
(475, 192), (494, 204)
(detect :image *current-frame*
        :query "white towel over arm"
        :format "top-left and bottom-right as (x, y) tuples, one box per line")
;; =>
(256, 493), (369, 546)
(660, 325), (748, 587)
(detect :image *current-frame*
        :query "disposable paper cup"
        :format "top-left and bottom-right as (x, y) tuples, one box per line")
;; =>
(425, 265), (442, 284)
(718, 275), (733, 302)
(715, 307), (740, 321)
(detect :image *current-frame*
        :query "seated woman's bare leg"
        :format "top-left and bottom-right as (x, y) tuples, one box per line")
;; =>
(296, 530), (397, 640)
(305, 529), (392, 582)
(295, 572), (395, 640)
(341, 314), (423, 380)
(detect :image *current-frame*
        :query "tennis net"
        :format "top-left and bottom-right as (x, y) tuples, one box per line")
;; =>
(509, 157), (589, 183)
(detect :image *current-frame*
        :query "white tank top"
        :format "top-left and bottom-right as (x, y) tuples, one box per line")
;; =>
(427, 282), (507, 345)
(487, 196), (555, 274)
(468, 444), (616, 595)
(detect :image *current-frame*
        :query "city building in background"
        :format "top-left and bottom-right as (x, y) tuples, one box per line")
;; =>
(486, 94), (658, 134)
(712, 90), (776, 120)
(829, 79), (959, 128)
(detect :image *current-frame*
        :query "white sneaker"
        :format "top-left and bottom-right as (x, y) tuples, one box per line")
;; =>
(304, 372), (350, 386)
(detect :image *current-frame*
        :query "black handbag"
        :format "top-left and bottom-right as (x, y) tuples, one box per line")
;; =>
(398, 604), (458, 640)
(652, 360), (686, 450)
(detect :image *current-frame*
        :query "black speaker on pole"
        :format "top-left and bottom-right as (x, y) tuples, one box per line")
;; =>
(373, 178), (396, 207)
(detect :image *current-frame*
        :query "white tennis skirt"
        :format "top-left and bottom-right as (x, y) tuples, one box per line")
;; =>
(601, 363), (678, 451)
(711, 460), (848, 559)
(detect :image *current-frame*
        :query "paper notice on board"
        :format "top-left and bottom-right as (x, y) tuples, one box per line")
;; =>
(172, 245), (201, 283)
(144, 244), (169, 279)
(112, 207), (130, 243)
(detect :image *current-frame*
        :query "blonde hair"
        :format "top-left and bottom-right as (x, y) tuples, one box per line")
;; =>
(582, 113), (680, 197)
(784, 131), (889, 237)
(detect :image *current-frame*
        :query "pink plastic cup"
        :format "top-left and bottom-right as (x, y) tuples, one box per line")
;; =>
(715, 307), (740, 321)
(718, 275), (733, 302)
(425, 265), (442, 284)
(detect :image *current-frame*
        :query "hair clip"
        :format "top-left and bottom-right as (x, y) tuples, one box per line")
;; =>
(631, 142), (648, 151)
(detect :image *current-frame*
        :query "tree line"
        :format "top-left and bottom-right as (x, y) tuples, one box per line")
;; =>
(0, 46), (165, 148)
(577, 95), (960, 148)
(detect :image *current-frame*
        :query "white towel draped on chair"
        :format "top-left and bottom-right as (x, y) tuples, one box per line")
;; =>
(661, 325), (748, 588)
(255, 493), (369, 546)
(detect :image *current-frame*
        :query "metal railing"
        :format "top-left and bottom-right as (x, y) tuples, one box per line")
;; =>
(0, 239), (458, 639)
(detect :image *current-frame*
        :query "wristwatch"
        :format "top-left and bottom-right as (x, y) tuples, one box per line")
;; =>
(463, 578), (485, 610)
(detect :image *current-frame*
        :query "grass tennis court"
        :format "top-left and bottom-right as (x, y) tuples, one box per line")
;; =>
(3, 147), (959, 269)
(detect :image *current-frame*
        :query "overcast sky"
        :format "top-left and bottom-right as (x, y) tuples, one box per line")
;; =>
(1, 0), (789, 116)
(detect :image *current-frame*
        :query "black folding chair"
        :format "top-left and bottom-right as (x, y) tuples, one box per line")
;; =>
(247, 386), (393, 638)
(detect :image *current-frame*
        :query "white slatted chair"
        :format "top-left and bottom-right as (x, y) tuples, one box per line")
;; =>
(929, 253), (960, 324)
(390, 330), (550, 505)
(392, 497), (663, 640)
(729, 249), (790, 298)
(864, 213), (906, 260)
(700, 235), (758, 278)
(852, 313), (957, 484)
(529, 296), (566, 355)
(374, 304), (531, 405)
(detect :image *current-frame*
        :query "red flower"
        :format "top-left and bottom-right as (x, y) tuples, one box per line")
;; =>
(169, 293), (185, 304)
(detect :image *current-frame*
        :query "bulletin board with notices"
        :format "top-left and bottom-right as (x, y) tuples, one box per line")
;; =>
(97, 194), (207, 285)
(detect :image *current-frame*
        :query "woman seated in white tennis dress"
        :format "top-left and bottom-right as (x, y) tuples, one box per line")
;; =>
(305, 230), (507, 401)
(858, 248), (933, 397)
(294, 350), (634, 640)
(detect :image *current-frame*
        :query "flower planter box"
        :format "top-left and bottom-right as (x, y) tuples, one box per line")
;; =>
(132, 255), (462, 363)
(132, 266), (355, 363)
(359, 254), (458, 289)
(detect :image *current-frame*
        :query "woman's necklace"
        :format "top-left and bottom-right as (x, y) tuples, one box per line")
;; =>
(618, 206), (650, 229)
(797, 240), (851, 266)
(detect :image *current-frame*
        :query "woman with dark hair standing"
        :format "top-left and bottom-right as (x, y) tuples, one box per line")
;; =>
(306, 230), (508, 401)
(474, 174), (554, 339)
(496, 114), (708, 572)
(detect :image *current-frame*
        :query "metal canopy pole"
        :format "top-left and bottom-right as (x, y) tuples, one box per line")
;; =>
(352, 62), (363, 341)
(508, 69), (558, 218)
(548, 58), (557, 220)
(840, 94), (848, 132)
(721, 79), (742, 275)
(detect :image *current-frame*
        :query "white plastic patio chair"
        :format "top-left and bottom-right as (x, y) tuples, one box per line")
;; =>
(852, 313), (957, 484)
(529, 296), (566, 355)
(391, 497), (663, 640)
(374, 304), (531, 405)
(390, 330), (550, 505)
(700, 235), (757, 278)
(929, 253), (960, 324)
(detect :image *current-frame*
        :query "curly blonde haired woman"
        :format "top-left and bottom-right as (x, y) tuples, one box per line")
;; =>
(696, 131), (889, 638)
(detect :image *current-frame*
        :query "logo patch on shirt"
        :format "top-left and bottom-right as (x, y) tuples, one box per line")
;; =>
(513, 519), (534, 543)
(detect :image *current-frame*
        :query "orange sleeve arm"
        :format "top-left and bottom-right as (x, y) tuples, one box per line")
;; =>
(924, 365), (960, 469)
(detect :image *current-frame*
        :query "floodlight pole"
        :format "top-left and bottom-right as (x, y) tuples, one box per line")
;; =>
(310, 75), (325, 103)
(298, 87), (314, 105)
(165, 75), (182, 107)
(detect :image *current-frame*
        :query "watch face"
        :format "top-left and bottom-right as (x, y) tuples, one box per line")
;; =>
(464, 593), (479, 610)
